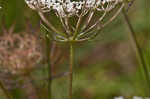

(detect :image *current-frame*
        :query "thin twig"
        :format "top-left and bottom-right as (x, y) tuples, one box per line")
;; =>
(122, 8), (150, 95)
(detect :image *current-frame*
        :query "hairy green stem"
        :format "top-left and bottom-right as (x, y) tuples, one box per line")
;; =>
(0, 81), (13, 99)
(69, 43), (74, 99)
(122, 8), (150, 95)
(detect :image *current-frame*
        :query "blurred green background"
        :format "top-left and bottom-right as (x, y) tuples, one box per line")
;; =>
(0, 0), (150, 99)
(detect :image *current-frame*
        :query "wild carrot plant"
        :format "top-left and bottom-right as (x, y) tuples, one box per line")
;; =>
(0, 0), (148, 99)
(25, 0), (127, 99)
(0, 0), (150, 99)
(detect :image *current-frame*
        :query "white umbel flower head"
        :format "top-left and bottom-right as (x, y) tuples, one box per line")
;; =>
(25, 0), (125, 42)
(25, 0), (123, 17)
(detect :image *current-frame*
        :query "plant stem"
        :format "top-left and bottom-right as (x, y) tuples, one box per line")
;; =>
(122, 8), (150, 95)
(0, 81), (13, 99)
(69, 43), (74, 99)
(45, 35), (52, 99)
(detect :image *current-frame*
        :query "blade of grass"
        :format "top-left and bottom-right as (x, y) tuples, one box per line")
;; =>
(122, 8), (150, 96)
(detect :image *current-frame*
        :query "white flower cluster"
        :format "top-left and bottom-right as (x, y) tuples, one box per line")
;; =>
(25, 0), (123, 17)
(114, 96), (150, 99)
(25, 0), (51, 12)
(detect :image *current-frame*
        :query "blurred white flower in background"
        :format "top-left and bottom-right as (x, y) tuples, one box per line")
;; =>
(114, 96), (150, 99)
(0, 31), (43, 74)
(114, 96), (124, 99)
(133, 96), (143, 99)
(145, 98), (150, 99)
(144, 97), (150, 99)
